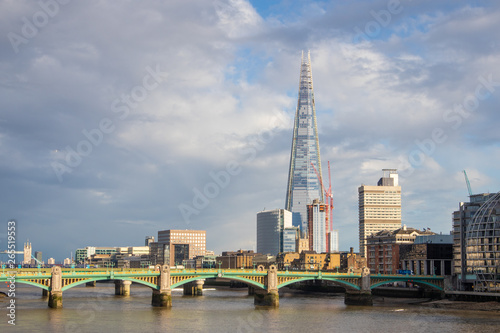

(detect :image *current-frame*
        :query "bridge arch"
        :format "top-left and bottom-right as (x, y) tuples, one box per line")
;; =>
(60, 277), (158, 292)
(12, 280), (49, 291)
(170, 275), (265, 290)
(277, 277), (361, 291)
(370, 279), (443, 291)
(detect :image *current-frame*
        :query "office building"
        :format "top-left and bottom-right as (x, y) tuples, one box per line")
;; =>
(452, 193), (497, 289)
(283, 227), (300, 253)
(216, 250), (256, 269)
(75, 247), (118, 264)
(153, 230), (206, 266)
(366, 226), (434, 274)
(157, 230), (206, 259)
(285, 51), (324, 233)
(359, 169), (402, 257)
(400, 234), (453, 275)
(149, 242), (169, 266)
(330, 230), (339, 252)
(453, 192), (500, 292)
(34, 251), (42, 264)
(145, 236), (155, 246)
(256, 209), (292, 255)
(149, 242), (190, 267)
(307, 199), (327, 253)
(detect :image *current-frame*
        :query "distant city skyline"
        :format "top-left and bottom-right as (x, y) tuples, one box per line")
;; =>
(1, 1), (499, 261)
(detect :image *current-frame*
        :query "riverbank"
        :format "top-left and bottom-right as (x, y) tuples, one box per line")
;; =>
(371, 295), (500, 312)
(420, 299), (500, 311)
(280, 288), (500, 312)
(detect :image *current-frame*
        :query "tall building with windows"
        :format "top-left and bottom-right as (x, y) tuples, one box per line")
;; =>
(34, 251), (43, 264)
(285, 51), (324, 234)
(453, 192), (500, 291)
(157, 230), (206, 259)
(330, 230), (339, 252)
(359, 169), (402, 258)
(283, 227), (300, 253)
(366, 225), (435, 274)
(307, 199), (327, 253)
(452, 194), (493, 280)
(145, 236), (155, 246)
(256, 209), (293, 255)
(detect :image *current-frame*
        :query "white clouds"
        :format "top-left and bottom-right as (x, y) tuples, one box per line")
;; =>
(214, 0), (263, 39)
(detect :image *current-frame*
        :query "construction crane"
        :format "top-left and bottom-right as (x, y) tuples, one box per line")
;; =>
(463, 170), (473, 196)
(310, 161), (334, 233)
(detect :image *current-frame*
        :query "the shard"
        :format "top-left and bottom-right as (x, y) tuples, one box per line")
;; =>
(285, 51), (324, 234)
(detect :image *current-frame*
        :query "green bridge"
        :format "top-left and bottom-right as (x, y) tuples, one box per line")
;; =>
(0, 265), (445, 308)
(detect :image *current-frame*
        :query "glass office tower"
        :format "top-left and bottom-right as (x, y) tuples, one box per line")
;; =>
(256, 209), (293, 255)
(285, 51), (324, 234)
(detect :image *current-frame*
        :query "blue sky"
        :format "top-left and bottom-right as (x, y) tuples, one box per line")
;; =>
(0, 0), (499, 261)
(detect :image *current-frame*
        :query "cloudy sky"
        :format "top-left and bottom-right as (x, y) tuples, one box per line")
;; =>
(1, 0), (499, 261)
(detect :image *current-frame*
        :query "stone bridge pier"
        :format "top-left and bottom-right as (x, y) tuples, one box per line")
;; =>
(152, 265), (172, 307)
(344, 267), (373, 306)
(48, 266), (63, 308)
(254, 265), (279, 307)
(115, 280), (132, 296)
(183, 279), (205, 296)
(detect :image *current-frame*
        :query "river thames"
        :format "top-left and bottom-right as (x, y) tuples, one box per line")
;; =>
(2, 284), (500, 332)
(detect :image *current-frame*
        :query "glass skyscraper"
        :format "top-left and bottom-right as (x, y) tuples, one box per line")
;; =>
(285, 51), (324, 234)
(256, 209), (293, 255)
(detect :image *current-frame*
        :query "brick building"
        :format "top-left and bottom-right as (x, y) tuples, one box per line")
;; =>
(366, 226), (434, 274)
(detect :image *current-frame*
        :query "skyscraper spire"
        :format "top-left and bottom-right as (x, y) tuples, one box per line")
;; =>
(285, 51), (324, 234)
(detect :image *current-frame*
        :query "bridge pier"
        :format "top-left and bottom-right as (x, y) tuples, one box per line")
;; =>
(344, 291), (373, 306)
(254, 265), (279, 307)
(344, 267), (373, 306)
(48, 291), (63, 308)
(254, 289), (279, 307)
(115, 280), (132, 296)
(152, 265), (172, 308)
(183, 279), (204, 296)
(48, 266), (63, 309)
(115, 280), (121, 295)
(152, 289), (172, 307)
